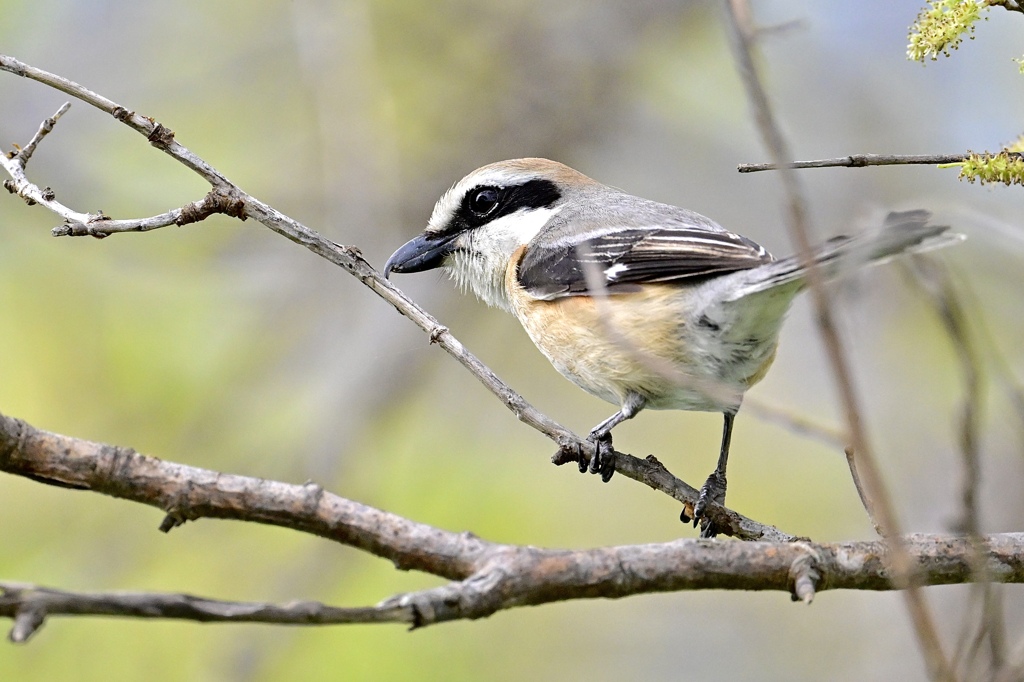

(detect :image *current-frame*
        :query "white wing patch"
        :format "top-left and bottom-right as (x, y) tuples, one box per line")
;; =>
(517, 224), (774, 299)
(604, 263), (628, 280)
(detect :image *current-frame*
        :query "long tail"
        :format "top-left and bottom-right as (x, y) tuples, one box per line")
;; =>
(726, 210), (960, 301)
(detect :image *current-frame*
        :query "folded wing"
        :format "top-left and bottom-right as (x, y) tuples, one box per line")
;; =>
(517, 225), (774, 299)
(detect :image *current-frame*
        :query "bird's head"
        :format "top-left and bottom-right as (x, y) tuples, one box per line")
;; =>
(384, 158), (599, 309)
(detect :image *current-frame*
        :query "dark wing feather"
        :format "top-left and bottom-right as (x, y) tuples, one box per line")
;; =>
(518, 226), (773, 299)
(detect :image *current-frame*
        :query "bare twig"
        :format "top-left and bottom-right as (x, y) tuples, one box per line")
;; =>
(7, 101), (70, 167)
(737, 153), (986, 173)
(0, 106), (242, 236)
(899, 257), (1016, 678)
(942, 267), (1024, 448)
(48, 186), (248, 237)
(724, 3), (954, 680)
(843, 446), (881, 535)
(0, 582), (410, 643)
(902, 258), (985, 536)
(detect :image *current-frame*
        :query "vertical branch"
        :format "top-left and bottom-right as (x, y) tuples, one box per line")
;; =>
(900, 257), (1010, 677)
(722, 3), (954, 681)
(902, 258), (984, 535)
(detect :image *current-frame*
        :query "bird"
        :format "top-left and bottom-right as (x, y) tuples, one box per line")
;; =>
(384, 158), (957, 537)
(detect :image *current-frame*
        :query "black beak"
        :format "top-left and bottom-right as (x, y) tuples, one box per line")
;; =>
(384, 232), (458, 279)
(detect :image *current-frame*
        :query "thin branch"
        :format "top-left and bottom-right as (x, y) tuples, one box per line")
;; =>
(0, 55), (230, 186)
(1, 153), (246, 237)
(0, 53), (789, 541)
(0, 582), (411, 643)
(0, 347), (1018, 647)
(726, 2), (895, 538)
(902, 258), (985, 537)
(8, 101), (70, 167)
(48, 187), (249, 237)
(899, 257), (1014, 677)
(0, 408), (788, 554)
(941, 266), (1024, 451)
(1, 114), (101, 226)
(737, 153), (984, 173)
(843, 446), (881, 535)
(724, 3), (954, 680)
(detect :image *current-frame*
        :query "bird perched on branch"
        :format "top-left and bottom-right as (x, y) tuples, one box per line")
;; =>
(385, 158), (957, 537)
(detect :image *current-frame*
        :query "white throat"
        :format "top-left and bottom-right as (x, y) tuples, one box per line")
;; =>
(445, 205), (562, 311)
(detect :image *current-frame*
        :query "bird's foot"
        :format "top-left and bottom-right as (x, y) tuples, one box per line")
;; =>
(584, 432), (616, 482)
(686, 471), (727, 538)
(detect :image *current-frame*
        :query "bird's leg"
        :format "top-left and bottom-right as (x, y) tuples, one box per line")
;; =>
(691, 410), (736, 538)
(585, 392), (646, 482)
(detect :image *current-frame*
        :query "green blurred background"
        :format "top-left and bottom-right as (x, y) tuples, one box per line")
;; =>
(1, 1), (1023, 680)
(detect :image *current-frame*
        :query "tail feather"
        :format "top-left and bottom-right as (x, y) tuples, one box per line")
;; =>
(726, 210), (960, 301)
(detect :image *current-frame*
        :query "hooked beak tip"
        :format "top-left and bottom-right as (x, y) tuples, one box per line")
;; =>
(384, 232), (451, 278)
(383, 255), (398, 280)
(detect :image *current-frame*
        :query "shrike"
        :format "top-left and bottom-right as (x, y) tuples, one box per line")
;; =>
(385, 158), (956, 536)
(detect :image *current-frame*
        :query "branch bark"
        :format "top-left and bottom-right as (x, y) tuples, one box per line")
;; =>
(737, 153), (988, 173)
(2, 409), (1023, 643)
(0, 583), (411, 643)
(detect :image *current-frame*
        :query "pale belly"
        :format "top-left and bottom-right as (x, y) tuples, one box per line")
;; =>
(508, 283), (780, 413)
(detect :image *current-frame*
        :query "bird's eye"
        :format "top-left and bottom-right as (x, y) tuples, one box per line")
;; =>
(468, 187), (500, 216)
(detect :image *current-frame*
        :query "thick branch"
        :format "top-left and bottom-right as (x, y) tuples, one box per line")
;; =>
(0, 411), (789, 563)
(2, 407), (1022, 642)
(0, 410), (486, 580)
(4, 529), (1024, 642)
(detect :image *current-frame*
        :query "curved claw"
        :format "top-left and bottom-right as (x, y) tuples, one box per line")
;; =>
(692, 471), (727, 538)
(588, 443), (602, 476)
(598, 449), (615, 482)
(584, 434), (616, 482)
(574, 442), (588, 474)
